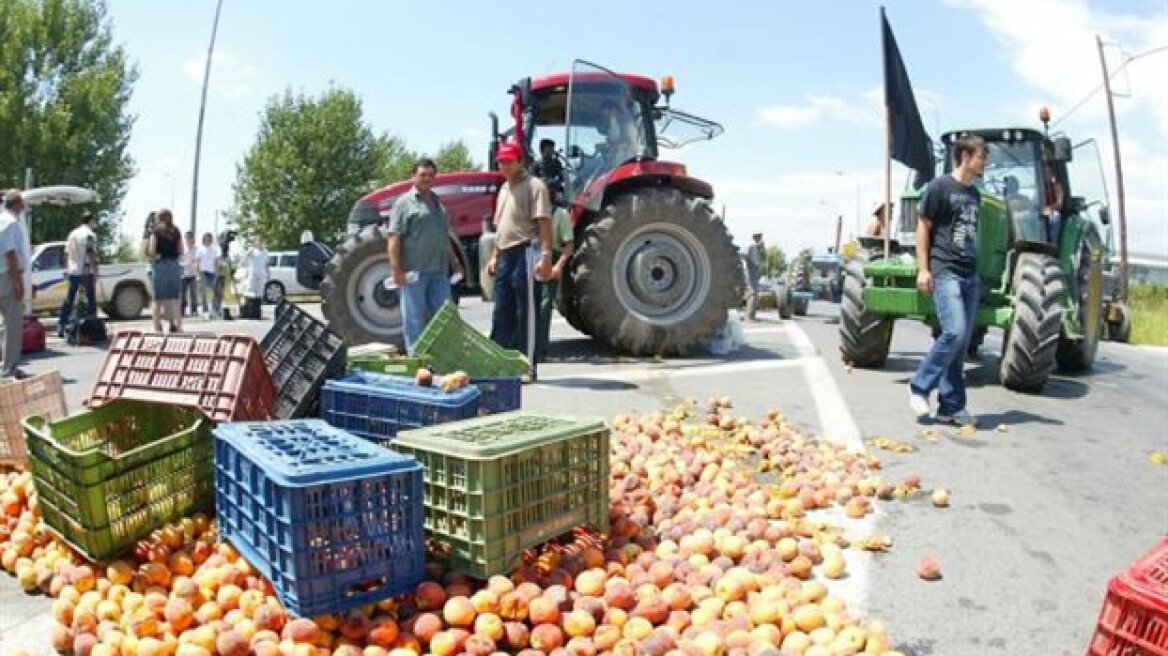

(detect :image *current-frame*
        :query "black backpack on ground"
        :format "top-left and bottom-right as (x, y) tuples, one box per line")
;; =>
(66, 298), (107, 346)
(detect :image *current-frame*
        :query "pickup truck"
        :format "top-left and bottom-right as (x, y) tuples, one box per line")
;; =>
(28, 242), (153, 320)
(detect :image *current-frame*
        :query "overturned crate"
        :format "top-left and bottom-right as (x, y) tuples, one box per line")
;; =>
(261, 300), (347, 419)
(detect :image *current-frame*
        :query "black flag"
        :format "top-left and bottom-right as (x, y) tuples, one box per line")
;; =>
(882, 7), (935, 189)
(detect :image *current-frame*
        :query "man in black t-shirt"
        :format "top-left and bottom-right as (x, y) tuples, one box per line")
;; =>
(908, 135), (987, 428)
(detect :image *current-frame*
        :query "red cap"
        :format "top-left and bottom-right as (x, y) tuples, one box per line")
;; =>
(496, 142), (523, 163)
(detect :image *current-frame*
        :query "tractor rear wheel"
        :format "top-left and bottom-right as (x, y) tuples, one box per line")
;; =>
(839, 260), (894, 367)
(320, 225), (404, 349)
(1057, 240), (1103, 371)
(568, 188), (741, 355)
(777, 283), (794, 319)
(1000, 253), (1066, 391)
(556, 267), (593, 335)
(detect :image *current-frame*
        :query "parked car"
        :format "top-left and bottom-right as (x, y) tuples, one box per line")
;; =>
(28, 242), (154, 320)
(233, 250), (317, 304)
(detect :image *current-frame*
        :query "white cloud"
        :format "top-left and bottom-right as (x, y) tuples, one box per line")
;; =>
(755, 94), (881, 129)
(955, 0), (1168, 255)
(184, 48), (257, 101)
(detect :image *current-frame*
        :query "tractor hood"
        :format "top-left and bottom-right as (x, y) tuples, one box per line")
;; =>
(348, 171), (504, 238)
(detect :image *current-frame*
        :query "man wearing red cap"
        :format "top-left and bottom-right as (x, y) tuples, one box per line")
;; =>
(486, 142), (553, 382)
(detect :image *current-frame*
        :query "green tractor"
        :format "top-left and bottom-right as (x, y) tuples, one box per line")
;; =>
(840, 126), (1113, 392)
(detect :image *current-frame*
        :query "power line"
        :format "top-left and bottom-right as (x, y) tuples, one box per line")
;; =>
(1052, 43), (1168, 128)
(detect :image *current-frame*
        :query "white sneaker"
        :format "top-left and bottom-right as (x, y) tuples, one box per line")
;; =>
(908, 384), (930, 419)
(936, 409), (977, 428)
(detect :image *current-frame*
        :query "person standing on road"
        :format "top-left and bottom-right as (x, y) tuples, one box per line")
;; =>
(535, 194), (574, 364)
(243, 236), (271, 313)
(388, 158), (465, 352)
(744, 231), (765, 321)
(908, 135), (987, 427)
(196, 232), (221, 319)
(58, 211), (99, 337)
(145, 209), (184, 333)
(0, 190), (31, 379)
(486, 143), (553, 383)
(181, 231), (198, 317)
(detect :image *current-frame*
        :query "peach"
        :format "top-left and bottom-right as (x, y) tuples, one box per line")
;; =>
(502, 622), (530, 650)
(367, 617), (399, 648)
(415, 582), (447, 611)
(528, 597), (561, 626)
(593, 624), (621, 651)
(603, 607), (628, 628)
(164, 598), (194, 632)
(565, 636), (597, 656)
(530, 624), (565, 652)
(563, 609), (596, 638)
(574, 569), (606, 597)
(339, 612), (369, 642)
(662, 584), (693, 611)
(216, 629), (250, 656)
(284, 618), (322, 644)
(471, 589), (500, 615)
(486, 576), (514, 597)
(464, 634), (496, 656)
(52, 624), (74, 653)
(442, 596), (476, 628)
(603, 583), (636, 612)
(411, 613), (442, 644)
(73, 633), (98, 656)
(498, 592), (529, 621)
(639, 629), (677, 656)
(622, 617), (653, 641)
(474, 613), (505, 642)
(254, 604), (288, 633)
(333, 646), (363, 656)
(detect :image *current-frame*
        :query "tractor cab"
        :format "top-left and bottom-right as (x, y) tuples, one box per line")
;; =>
(495, 61), (723, 213)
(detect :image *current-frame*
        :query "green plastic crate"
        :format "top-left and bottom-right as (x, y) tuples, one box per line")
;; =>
(23, 400), (213, 561)
(392, 412), (609, 578)
(412, 302), (529, 378)
(348, 353), (431, 376)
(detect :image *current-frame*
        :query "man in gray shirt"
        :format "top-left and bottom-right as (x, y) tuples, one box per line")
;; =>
(387, 158), (465, 352)
(0, 190), (30, 379)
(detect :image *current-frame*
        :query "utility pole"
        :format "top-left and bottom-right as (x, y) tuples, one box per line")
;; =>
(190, 0), (224, 236)
(1097, 34), (1129, 301)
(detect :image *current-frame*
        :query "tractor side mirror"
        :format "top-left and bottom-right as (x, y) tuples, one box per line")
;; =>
(1099, 206), (1111, 225)
(1054, 137), (1073, 163)
(568, 145), (583, 159)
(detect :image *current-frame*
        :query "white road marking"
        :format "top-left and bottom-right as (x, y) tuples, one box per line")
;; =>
(784, 320), (873, 613)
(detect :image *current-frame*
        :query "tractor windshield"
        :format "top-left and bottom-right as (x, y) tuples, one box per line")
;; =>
(949, 139), (1049, 244)
(563, 61), (654, 210)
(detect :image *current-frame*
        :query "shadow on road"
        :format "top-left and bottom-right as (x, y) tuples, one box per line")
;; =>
(543, 338), (793, 367)
(975, 409), (1065, 428)
(536, 377), (639, 391)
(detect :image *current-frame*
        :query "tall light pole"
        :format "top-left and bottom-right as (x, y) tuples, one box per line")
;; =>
(1096, 35), (1129, 302)
(190, 0), (225, 235)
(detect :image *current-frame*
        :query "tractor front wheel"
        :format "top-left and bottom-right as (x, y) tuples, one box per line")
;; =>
(320, 225), (404, 349)
(839, 260), (894, 367)
(1057, 240), (1104, 371)
(1000, 253), (1066, 391)
(568, 188), (741, 355)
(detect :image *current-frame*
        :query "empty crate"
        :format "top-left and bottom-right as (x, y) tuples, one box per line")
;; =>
(412, 302), (529, 377)
(24, 401), (213, 561)
(261, 300), (347, 419)
(392, 412), (609, 578)
(214, 420), (425, 617)
(1, 370), (68, 468)
(87, 332), (277, 422)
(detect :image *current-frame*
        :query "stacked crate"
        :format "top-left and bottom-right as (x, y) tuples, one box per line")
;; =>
(0, 371), (68, 469)
(214, 420), (425, 617)
(392, 412), (609, 578)
(23, 401), (212, 561)
(1088, 538), (1168, 655)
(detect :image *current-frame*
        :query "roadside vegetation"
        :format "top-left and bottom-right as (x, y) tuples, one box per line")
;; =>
(1129, 283), (1168, 346)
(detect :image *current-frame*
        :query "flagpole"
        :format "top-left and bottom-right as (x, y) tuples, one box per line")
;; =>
(881, 7), (892, 261)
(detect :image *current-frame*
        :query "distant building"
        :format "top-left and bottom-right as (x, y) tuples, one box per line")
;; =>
(1117, 252), (1168, 286)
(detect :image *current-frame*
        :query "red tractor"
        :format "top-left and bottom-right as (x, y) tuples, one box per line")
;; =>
(297, 61), (741, 355)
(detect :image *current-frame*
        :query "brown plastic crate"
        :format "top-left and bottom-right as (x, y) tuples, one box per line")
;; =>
(86, 332), (276, 422)
(1, 371), (68, 468)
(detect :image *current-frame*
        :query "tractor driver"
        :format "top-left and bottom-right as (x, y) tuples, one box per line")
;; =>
(596, 99), (639, 167)
(531, 139), (565, 202)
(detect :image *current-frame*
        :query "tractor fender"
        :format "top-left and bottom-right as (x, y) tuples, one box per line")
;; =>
(571, 167), (716, 238)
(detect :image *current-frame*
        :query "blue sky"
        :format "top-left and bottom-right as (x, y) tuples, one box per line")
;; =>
(106, 0), (1167, 255)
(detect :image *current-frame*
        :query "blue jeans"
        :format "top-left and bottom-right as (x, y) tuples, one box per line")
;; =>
(910, 273), (980, 414)
(200, 272), (219, 315)
(490, 244), (541, 370)
(400, 271), (451, 353)
(59, 274), (97, 333)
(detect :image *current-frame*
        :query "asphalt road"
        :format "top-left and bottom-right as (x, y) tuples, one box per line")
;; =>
(2, 298), (1166, 656)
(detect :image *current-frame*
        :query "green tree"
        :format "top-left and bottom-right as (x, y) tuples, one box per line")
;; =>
(765, 245), (786, 278)
(432, 140), (479, 173)
(232, 87), (391, 249)
(0, 0), (137, 246)
(108, 233), (143, 263)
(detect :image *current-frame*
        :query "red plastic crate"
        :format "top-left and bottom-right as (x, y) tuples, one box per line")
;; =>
(1088, 539), (1168, 655)
(86, 332), (276, 422)
(1, 371), (68, 468)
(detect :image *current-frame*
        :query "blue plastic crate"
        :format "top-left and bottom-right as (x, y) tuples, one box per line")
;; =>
(213, 420), (425, 617)
(471, 377), (521, 415)
(320, 371), (481, 446)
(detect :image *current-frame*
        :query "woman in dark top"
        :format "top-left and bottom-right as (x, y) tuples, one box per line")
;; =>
(145, 209), (185, 332)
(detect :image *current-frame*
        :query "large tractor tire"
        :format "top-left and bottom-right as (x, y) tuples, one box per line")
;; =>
(320, 225), (404, 349)
(1057, 240), (1104, 371)
(556, 266), (593, 335)
(777, 283), (794, 319)
(839, 260), (894, 367)
(1000, 253), (1066, 391)
(568, 188), (741, 355)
